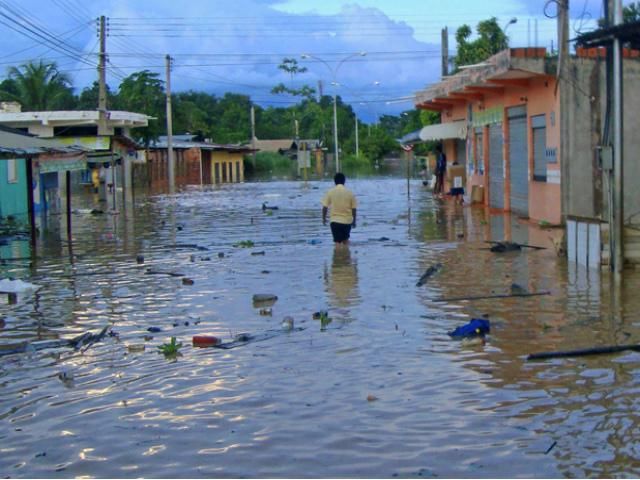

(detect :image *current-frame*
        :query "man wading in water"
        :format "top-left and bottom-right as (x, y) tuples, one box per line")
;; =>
(321, 173), (357, 247)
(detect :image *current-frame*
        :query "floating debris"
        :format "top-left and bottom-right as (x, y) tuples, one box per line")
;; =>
(145, 269), (184, 277)
(253, 294), (278, 307)
(192, 335), (221, 347)
(234, 240), (255, 248)
(281, 316), (294, 330)
(448, 318), (490, 339)
(182, 278), (194, 286)
(416, 263), (443, 287)
(259, 308), (272, 316)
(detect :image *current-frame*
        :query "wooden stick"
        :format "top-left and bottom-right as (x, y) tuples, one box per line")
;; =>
(433, 291), (550, 302)
(527, 344), (640, 361)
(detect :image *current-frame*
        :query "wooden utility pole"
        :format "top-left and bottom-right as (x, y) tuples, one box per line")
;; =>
(165, 54), (175, 193)
(97, 15), (109, 138)
(98, 16), (107, 112)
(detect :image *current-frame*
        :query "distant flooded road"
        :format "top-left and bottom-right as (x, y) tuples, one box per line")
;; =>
(2, 178), (640, 478)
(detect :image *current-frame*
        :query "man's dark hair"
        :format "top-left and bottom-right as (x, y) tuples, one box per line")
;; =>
(334, 172), (346, 185)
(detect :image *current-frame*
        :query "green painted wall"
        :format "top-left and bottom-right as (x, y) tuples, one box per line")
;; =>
(0, 158), (28, 220)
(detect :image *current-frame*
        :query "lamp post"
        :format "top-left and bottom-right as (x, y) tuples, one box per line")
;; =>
(301, 52), (367, 173)
(503, 17), (517, 44)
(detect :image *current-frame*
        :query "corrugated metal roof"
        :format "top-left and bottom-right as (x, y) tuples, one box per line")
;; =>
(150, 138), (255, 152)
(0, 129), (85, 157)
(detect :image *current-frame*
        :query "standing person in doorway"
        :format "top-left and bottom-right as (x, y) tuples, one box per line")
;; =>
(434, 144), (447, 197)
(321, 173), (357, 246)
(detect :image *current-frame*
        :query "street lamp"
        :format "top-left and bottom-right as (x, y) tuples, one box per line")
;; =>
(301, 51), (367, 172)
(503, 17), (517, 44)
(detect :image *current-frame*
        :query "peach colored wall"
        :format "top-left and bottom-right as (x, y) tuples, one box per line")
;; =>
(445, 74), (561, 221)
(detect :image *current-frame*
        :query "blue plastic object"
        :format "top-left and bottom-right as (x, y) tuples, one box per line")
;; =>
(447, 318), (490, 339)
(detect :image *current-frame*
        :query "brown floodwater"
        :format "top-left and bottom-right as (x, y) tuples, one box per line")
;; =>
(1, 177), (640, 478)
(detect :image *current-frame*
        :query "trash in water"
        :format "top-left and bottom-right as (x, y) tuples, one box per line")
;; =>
(281, 316), (294, 330)
(251, 251), (266, 256)
(218, 252), (225, 258)
(147, 326), (162, 333)
(259, 308), (272, 316)
(182, 278), (194, 285)
(127, 344), (145, 353)
(58, 368), (74, 382)
(448, 318), (490, 339)
(253, 294), (278, 307)
(136, 255), (145, 264)
(262, 202), (279, 211)
(307, 239), (322, 245)
(416, 263), (443, 287)
(192, 335), (221, 347)
(366, 394), (379, 402)
(312, 310), (328, 320)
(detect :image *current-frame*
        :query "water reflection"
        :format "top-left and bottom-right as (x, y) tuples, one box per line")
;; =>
(324, 246), (359, 308)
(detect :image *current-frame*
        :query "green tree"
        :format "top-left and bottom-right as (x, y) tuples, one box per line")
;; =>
(453, 17), (508, 71)
(271, 57), (316, 100)
(117, 70), (165, 145)
(624, 2), (640, 22)
(76, 81), (117, 110)
(210, 93), (252, 143)
(0, 60), (75, 111)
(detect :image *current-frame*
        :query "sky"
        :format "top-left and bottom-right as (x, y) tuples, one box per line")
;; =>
(0, 0), (610, 123)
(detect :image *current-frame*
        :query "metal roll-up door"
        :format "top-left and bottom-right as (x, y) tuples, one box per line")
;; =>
(489, 123), (503, 209)
(532, 115), (546, 182)
(508, 106), (528, 216)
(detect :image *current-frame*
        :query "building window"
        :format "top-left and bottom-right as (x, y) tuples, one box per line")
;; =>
(7, 159), (18, 183)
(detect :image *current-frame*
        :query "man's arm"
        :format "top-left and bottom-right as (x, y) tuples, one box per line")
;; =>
(351, 208), (357, 228)
(322, 206), (328, 225)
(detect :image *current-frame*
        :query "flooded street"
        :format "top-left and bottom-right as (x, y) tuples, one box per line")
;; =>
(2, 177), (640, 478)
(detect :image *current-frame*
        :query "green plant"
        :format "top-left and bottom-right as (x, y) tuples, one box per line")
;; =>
(233, 240), (255, 248)
(157, 337), (182, 356)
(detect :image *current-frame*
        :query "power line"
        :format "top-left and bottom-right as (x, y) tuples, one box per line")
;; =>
(0, 0), (95, 67)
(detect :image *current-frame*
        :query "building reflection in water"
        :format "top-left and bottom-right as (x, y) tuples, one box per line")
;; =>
(324, 246), (359, 309)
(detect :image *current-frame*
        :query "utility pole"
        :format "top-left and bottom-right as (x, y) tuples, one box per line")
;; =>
(611, 0), (624, 276)
(441, 27), (448, 77)
(165, 54), (175, 193)
(97, 15), (108, 137)
(98, 16), (107, 112)
(250, 105), (256, 168)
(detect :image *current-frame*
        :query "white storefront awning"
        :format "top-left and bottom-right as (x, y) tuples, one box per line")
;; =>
(419, 121), (467, 141)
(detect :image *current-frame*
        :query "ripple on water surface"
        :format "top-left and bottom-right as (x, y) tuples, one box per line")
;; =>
(1, 179), (640, 478)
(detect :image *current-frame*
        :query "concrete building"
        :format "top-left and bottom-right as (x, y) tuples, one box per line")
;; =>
(413, 47), (640, 265)
(0, 108), (149, 209)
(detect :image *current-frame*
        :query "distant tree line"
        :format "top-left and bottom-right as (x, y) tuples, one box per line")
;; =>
(0, 60), (436, 163)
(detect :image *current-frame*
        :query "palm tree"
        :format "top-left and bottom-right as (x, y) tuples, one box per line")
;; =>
(1, 60), (75, 111)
